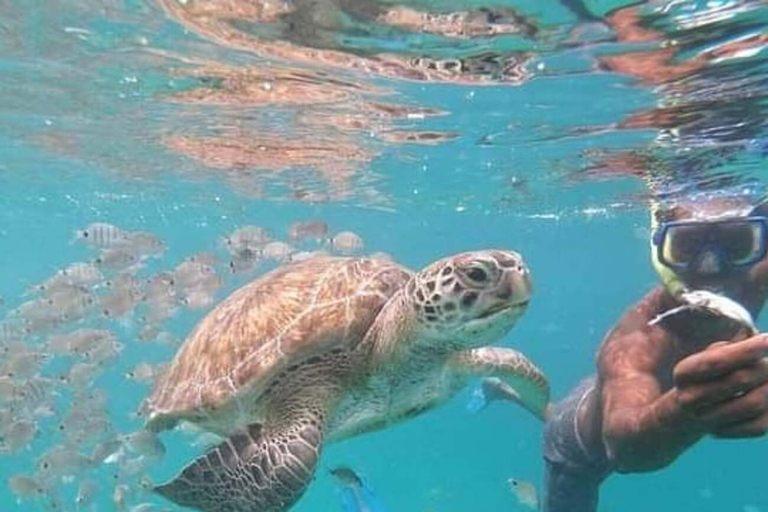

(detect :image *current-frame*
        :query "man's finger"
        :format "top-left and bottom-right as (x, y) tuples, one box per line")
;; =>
(698, 382), (768, 427)
(677, 360), (768, 411)
(712, 412), (768, 439)
(674, 335), (768, 385)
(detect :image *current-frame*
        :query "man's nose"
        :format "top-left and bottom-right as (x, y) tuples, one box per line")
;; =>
(695, 249), (722, 274)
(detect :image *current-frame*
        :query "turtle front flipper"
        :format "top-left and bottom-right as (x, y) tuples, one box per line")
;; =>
(450, 347), (550, 420)
(155, 414), (325, 512)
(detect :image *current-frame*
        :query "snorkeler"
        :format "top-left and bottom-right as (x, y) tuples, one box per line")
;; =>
(482, 187), (768, 511)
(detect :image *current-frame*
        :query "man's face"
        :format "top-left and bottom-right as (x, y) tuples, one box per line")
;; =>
(652, 197), (768, 296)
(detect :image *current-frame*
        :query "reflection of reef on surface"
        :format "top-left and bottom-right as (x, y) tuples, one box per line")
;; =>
(159, 49), (460, 201)
(297, 101), (453, 143)
(156, 0), (538, 85)
(162, 132), (378, 200)
(168, 65), (383, 106)
(377, 6), (539, 39)
(376, 130), (459, 145)
(548, 1), (768, 193)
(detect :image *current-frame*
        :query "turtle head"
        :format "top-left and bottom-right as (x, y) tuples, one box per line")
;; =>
(407, 250), (532, 346)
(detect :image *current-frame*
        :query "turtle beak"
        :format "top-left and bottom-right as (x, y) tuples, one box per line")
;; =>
(497, 268), (532, 305)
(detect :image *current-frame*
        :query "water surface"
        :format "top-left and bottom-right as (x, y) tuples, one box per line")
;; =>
(1, 1), (768, 511)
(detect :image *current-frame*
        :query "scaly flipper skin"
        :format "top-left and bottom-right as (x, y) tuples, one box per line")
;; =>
(450, 346), (550, 420)
(154, 390), (333, 512)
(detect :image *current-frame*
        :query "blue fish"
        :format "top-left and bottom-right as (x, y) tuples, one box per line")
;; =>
(330, 466), (390, 512)
(467, 377), (526, 413)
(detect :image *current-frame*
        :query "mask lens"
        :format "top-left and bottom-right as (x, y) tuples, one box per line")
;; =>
(659, 218), (767, 269)
(664, 224), (708, 266)
(720, 220), (763, 265)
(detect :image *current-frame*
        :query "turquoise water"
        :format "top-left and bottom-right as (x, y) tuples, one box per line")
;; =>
(1, 1), (768, 511)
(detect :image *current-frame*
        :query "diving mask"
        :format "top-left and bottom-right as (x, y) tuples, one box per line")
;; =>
(652, 216), (768, 272)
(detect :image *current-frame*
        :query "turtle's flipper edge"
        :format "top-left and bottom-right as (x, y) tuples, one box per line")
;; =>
(155, 420), (322, 512)
(452, 347), (550, 421)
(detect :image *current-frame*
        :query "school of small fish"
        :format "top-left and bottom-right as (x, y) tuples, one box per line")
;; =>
(1, 220), (366, 511)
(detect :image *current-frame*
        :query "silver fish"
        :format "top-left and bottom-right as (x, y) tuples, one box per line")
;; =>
(31, 263), (104, 296)
(99, 275), (143, 319)
(13, 297), (60, 323)
(113, 483), (130, 512)
(73, 222), (131, 249)
(142, 294), (178, 324)
(136, 323), (160, 343)
(144, 272), (176, 301)
(329, 466), (363, 488)
(13, 376), (58, 411)
(7, 473), (46, 501)
(288, 220), (329, 241)
(0, 376), (16, 403)
(330, 231), (365, 254)
(93, 248), (140, 272)
(60, 261), (104, 285)
(73, 388), (109, 410)
(180, 290), (216, 309)
(291, 250), (329, 262)
(191, 431), (223, 449)
(154, 331), (178, 346)
(36, 445), (93, 478)
(47, 329), (115, 356)
(90, 435), (123, 464)
(228, 255), (259, 274)
(369, 251), (393, 261)
(222, 226), (271, 258)
(262, 241), (293, 262)
(3, 350), (52, 379)
(129, 503), (157, 512)
(24, 314), (62, 335)
(186, 251), (218, 267)
(65, 361), (103, 389)
(75, 478), (98, 509)
(123, 429), (165, 460)
(125, 362), (165, 385)
(124, 231), (166, 258)
(172, 261), (220, 290)
(82, 337), (124, 366)
(99, 288), (140, 319)
(0, 320), (27, 342)
(1, 419), (38, 454)
(48, 286), (96, 323)
(31, 404), (56, 419)
(73, 222), (130, 249)
(117, 454), (149, 479)
(509, 478), (538, 510)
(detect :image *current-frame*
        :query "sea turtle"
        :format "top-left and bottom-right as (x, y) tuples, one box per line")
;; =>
(142, 250), (549, 512)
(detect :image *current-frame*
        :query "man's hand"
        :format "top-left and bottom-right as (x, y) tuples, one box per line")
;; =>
(673, 334), (768, 438)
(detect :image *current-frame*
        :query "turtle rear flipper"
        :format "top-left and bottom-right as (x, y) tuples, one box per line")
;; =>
(155, 416), (324, 512)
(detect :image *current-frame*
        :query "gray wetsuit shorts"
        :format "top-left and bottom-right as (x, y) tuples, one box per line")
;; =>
(543, 377), (611, 512)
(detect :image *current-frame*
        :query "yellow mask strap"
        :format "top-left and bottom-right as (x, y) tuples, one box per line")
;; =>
(649, 196), (687, 297)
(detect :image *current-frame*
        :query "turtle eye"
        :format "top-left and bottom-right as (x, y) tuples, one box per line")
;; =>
(465, 266), (488, 283)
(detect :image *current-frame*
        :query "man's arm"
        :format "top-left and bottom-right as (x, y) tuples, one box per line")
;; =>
(599, 323), (703, 473)
(600, 289), (768, 473)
